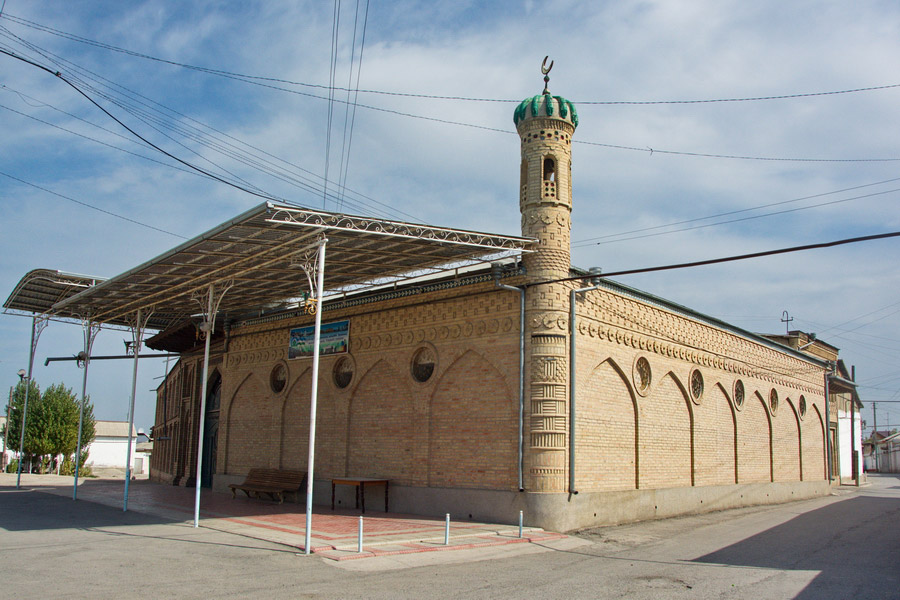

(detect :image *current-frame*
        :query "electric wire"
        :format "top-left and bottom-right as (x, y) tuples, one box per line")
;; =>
(2, 29), (288, 200)
(322, 0), (341, 211)
(4, 12), (900, 107)
(574, 187), (900, 247)
(0, 46), (289, 207)
(574, 176), (900, 246)
(543, 231), (900, 287)
(0, 100), (202, 177)
(3, 14), (899, 164)
(0, 32), (423, 221)
(2, 26), (422, 221)
(337, 0), (369, 211)
(0, 170), (187, 238)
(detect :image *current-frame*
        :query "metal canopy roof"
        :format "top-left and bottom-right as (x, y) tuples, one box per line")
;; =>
(17, 202), (533, 331)
(4, 268), (107, 319)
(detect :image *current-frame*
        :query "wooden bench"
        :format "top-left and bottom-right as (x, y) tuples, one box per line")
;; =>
(228, 468), (307, 504)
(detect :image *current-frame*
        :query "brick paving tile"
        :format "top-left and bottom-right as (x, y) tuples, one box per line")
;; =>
(4, 474), (563, 559)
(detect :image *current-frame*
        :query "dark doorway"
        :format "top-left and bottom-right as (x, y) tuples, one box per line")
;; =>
(201, 372), (221, 488)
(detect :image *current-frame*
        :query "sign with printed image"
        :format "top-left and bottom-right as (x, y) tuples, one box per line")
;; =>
(289, 320), (350, 359)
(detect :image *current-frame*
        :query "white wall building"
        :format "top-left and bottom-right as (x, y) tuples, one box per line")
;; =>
(88, 420), (142, 474)
(837, 407), (864, 483)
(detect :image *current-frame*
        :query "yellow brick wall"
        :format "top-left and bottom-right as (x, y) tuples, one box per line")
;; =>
(737, 394), (772, 483)
(773, 400), (802, 481)
(694, 385), (737, 486)
(429, 349), (517, 488)
(215, 281), (522, 492)
(576, 359), (637, 491)
(153, 273), (828, 502)
(639, 374), (693, 488)
(802, 404), (827, 480)
(571, 283), (826, 493)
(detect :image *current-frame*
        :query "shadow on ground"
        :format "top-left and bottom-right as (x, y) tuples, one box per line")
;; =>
(693, 495), (900, 599)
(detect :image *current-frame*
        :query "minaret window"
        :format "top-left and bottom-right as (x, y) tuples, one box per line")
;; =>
(543, 157), (556, 181)
(520, 159), (528, 203)
(542, 156), (557, 199)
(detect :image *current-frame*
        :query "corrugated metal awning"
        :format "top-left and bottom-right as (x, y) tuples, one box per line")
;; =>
(4, 268), (107, 320)
(7, 202), (533, 331)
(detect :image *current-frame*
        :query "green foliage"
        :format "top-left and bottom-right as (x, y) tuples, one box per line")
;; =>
(4, 379), (41, 453)
(60, 451), (93, 477)
(4, 380), (95, 474)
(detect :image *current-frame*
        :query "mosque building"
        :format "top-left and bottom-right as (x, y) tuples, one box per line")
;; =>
(142, 67), (832, 531)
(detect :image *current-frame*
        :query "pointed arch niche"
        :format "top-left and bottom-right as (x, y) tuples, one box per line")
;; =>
(578, 359), (637, 491)
(802, 403), (826, 480)
(279, 368), (312, 471)
(224, 372), (277, 473)
(737, 391), (772, 483)
(773, 398), (802, 482)
(428, 350), (516, 490)
(694, 383), (737, 486)
(346, 359), (418, 485)
(640, 373), (693, 489)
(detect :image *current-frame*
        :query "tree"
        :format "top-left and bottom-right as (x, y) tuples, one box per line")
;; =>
(3, 379), (41, 465)
(3, 380), (95, 474)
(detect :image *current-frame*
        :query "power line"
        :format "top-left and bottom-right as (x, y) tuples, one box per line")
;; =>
(337, 0), (370, 211)
(3, 14), (900, 164)
(0, 170), (187, 238)
(0, 100), (202, 176)
(4, 12), (900, 107)
(322, 0), (341, 211)
(538, 231), (900, 287)
(0, 46), (293, 206)
(574, 138), (900, 162)
(574, 187), (900, 247)
(0, 37), (423, 222)
(573, 176), (900, 245)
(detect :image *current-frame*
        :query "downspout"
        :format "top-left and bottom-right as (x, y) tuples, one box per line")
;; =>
(851, 385), (857, 485)
(568, 268), (603, 496)
(824, 363), (832, 482)
(492, 263), (525, 491)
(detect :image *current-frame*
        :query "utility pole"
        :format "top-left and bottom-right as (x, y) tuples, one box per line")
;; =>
(2, 387), (11, 470)
(873, 402), (878, 472)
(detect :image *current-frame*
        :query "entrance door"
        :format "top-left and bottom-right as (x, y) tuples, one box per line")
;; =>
(829, 426), (839, 481)
(201, 373), (221, 488)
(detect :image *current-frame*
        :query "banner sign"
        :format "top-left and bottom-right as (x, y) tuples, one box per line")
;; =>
(289, 320), (350, 359)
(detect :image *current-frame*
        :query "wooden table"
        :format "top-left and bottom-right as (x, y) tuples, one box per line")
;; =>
(331, 477), (389, 513)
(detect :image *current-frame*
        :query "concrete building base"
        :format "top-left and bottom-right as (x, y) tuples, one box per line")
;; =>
(212, 474), (830, 532)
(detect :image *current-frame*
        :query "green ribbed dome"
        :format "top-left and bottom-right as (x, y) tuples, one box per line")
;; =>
(513, 92), (578, 128)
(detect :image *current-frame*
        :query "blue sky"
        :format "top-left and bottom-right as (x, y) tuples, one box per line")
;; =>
(1, 0), (899, 434)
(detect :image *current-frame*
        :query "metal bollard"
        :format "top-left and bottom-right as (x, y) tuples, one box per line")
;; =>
(445, 513), (450, 545)
(519, 510), (523, 538)
(358, 516), (364, 553)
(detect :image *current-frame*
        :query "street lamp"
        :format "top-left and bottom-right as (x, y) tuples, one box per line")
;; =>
(2, 386), (12, 471)
(15, 368), (30, 488)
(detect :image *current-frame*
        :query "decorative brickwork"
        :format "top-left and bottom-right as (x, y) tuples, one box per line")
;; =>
(149, 70), (831, 532)
(738, 394), (773, 483)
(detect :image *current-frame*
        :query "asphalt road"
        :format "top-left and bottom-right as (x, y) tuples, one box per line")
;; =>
(1, 474), (898, 599)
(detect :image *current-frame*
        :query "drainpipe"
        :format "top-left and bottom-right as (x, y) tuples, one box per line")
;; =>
(569, 268), (603, 496)
(824, 362), (832, 483)
(850, 388), (857, 486)
(492, 262), (526, 491)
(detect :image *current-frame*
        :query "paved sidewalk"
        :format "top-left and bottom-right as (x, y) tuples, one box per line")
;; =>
(0, 473), (563, 560)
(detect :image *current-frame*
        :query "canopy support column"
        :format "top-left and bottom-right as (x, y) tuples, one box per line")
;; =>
(304, 237), (327, 555)
(124, 307), (153, 511)
(193, 281), (232, 528)
(73, 319), (101, 500)
(15, 314), (48, 489)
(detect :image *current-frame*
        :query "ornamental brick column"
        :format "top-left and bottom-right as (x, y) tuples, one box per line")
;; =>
(514, 82), (578, 492)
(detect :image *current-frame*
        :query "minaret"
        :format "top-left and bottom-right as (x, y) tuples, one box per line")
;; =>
(514, 58), (578, 493)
